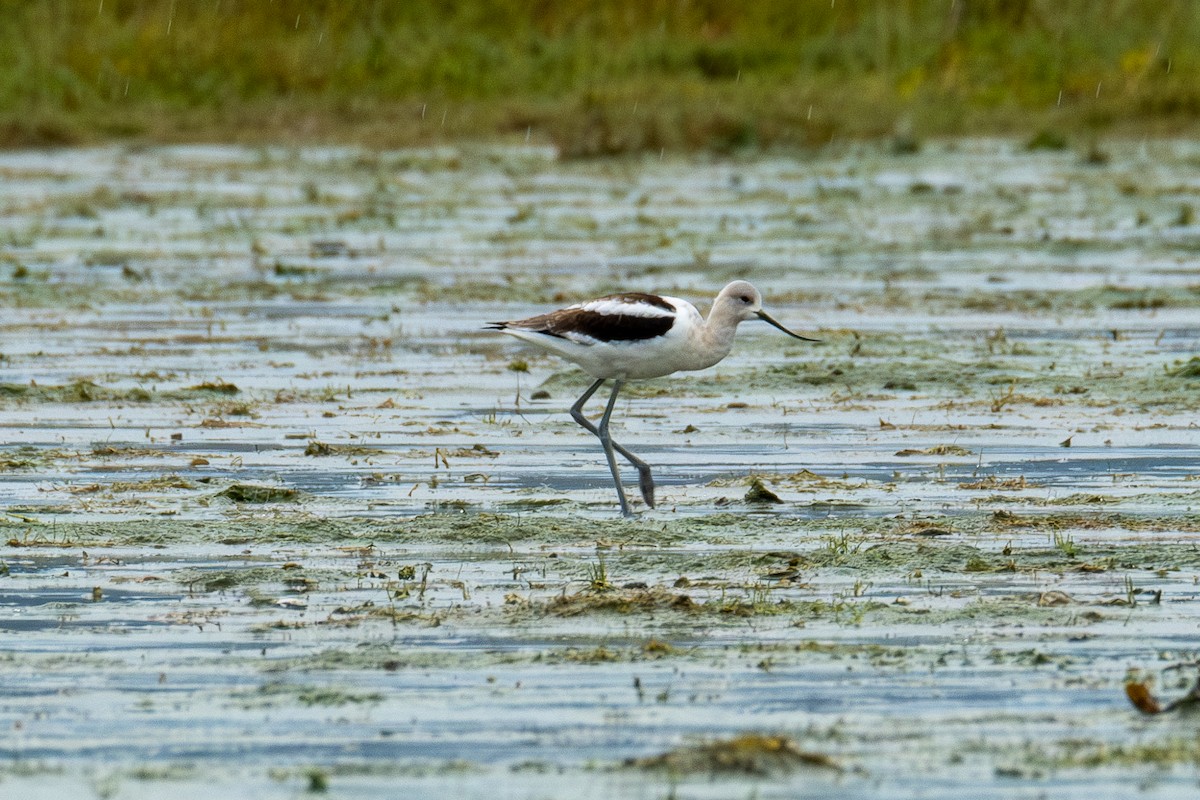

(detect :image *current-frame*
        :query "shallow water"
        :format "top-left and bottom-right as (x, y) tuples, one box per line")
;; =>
(2, 141), (1200, 798)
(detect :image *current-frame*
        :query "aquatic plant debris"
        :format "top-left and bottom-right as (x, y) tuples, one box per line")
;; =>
(218, 484), (304, 503)
(1169, 357), (1200, 379)
(627, 733), (842, 775)
(1, 142), (1200, 799)
(744, 476), (784, 504)
(1126, 677), (1200, 716)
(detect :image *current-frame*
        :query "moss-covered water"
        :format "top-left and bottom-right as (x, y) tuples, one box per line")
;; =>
(2, 142), (1199, 798)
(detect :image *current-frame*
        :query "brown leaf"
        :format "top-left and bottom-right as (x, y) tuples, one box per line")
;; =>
(1125, 681), (1162, 715)
(1037, 590), (1072, 607)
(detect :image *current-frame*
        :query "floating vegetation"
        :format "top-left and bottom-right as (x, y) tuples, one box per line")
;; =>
(743, 476), (783, 504)
(244, 682), (384, 708)
(186, 380), (240, 395)
(545, 588), (697, 617)
(958, 476), (1034, 491)
(3, 142), (1200, 799)
(896, 444), (974, 457)
(303, 440), (385, 457)
(627, 734), (841, 775)
(1169, 357), (1200, 379)
(0, 445), (47, 471)
(0, 379), (256, 405)
(67, 475), (195, 494)
(218, 484), (303, 503)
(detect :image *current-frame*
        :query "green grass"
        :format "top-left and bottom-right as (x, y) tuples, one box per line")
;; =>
(2, 0), (1199, 152)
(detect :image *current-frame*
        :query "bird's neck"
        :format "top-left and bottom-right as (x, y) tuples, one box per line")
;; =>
(695, 304), (741, 366)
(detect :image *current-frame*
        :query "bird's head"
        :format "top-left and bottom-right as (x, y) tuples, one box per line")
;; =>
(716, 280), (819, 341)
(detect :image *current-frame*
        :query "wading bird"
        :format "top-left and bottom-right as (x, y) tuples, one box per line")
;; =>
(488, 280), (817, 516)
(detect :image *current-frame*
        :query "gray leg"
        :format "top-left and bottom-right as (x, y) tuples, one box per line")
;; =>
(569, 379), (656, 513)
(597, 380), (632, 516)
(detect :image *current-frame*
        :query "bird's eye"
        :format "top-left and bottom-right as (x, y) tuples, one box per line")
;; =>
(738, 295), (751, 304)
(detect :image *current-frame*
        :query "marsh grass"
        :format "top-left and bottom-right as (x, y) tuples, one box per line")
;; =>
(2, 1), (1198, 151)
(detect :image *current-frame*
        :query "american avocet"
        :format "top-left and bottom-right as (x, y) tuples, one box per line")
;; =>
(488, 281), (817, 516)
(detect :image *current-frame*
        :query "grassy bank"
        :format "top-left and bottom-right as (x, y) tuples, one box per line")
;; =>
(2, 0), (1198, 153)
